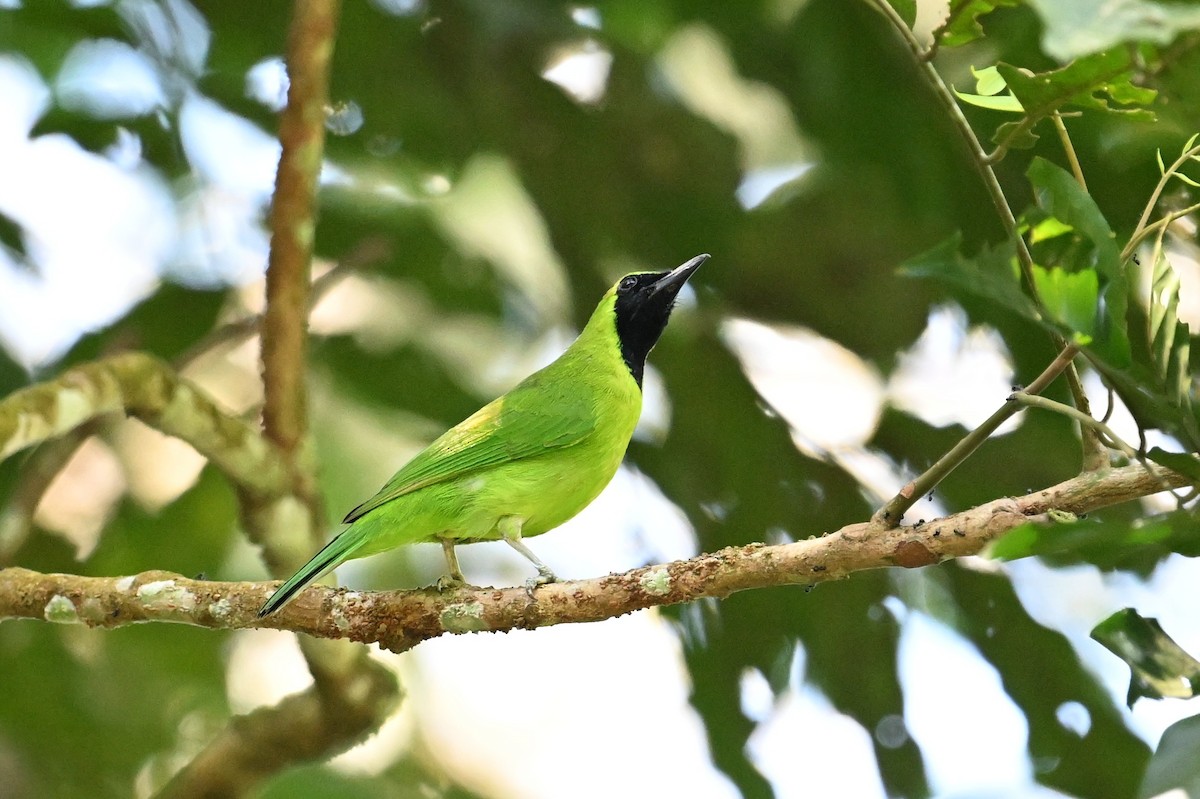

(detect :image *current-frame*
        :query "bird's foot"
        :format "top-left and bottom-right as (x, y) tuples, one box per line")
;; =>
(435, 573), (477, 592)
(523, 568), (558, 596)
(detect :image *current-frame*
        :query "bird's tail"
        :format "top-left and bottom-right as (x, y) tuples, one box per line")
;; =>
(258, 528), (368, 617)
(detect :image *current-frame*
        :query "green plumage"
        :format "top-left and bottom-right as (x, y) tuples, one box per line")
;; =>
(259, 255), (706, 616)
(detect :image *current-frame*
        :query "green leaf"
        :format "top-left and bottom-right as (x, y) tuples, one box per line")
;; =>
(954, 65), (1024, 112)
(1146, 448), (1200, 484)
(1032, 264), (1098, 339)
(994, 51), (1157, 150)
(885, 0), (917, 28)
(1026, 157), (1131, 361)
(989, 509), (1200, 572)
(899, 233), (1041, 322)
(1027, 158), (1121, 275)
(972, 65), (1008, 97)
(1140, 714), (1200, 799)
(992, 119), (1039, 149)
(1025, 0), (1200, 60)
(1104, 249), (1200, 450)
(937, 0), (1020, 48)
(1029, 216), (1074, 243)
(1091, 609), (1200, 706)
(954, 89), (1024, 112)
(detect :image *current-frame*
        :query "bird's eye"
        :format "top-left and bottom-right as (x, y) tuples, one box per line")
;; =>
(618, 276), (638, 294)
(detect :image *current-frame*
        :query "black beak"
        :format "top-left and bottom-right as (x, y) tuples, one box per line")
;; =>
(650, 253), (709, 298)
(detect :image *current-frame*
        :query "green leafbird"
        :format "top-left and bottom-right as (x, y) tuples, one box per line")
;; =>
(259, 254), (707, 616)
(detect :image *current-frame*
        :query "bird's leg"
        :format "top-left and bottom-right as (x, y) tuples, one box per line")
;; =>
(498, 515), (557, 588)
(436, 539), (468, 590)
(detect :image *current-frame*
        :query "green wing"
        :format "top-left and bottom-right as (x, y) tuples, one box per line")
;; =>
(342, 384), (595, 523)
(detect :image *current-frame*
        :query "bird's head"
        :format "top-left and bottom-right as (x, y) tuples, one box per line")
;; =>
(605, 253), (708, 386)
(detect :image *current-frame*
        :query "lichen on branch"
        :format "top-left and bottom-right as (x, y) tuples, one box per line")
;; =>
(0, 352), (290, 498)
(1, 462), (1185, 654)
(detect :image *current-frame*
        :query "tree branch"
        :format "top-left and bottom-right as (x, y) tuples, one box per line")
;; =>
(261, 0), (341, 459)
(155, 658), (398, 799)
(0, 353), (289, 498)
(3, 462), (1186, 654)
(163, 3), (396, 796)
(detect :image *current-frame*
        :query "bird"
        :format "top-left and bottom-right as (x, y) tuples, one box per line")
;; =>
(258, 253), (708, 616)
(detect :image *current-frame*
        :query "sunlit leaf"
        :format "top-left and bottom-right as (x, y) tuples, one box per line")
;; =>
(1027, 158), (1121, 275)
(954, 89), (1024, 112)
(1092, 609), (1200, 706)
(1032, 264), (1098, 339)
(1029, 216), (1074, 243)
(1026, 157), (1131, 364)
(972, 65), (1008, 96)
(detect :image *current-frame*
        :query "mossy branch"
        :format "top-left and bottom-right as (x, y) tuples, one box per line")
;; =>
(0, 353), (289, 497)
(2, 462), (1187, 654)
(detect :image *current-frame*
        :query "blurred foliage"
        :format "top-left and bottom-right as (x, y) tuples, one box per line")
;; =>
(1, 0), (1200, 797)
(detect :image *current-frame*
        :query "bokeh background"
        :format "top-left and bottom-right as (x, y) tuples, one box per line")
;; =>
(2, 1), (1200, 797)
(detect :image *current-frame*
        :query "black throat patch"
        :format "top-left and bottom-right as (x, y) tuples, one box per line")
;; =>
(613, 271), (678, 388)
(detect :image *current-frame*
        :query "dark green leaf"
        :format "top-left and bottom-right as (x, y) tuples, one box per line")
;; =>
(0, 209), (26, 265)
(898, 233), (1040, 322)
(1146, 448), (1200, 484)
(992, 118), (1041, 149)
(1140, 714), (1200, 799)
(885, 0), (917, 28)
(1026, 157), (1134, 369)
(1001, 50), (1156, 118)
(937, 0), (1020, 48)
(1088, 248), (1199, 450)
(989, 509), (1200, 572)
(1092, 609), (1200, 706)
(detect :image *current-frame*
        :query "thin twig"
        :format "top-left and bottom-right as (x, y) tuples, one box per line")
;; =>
(1010, 391), (1136, 457)
(0, 422), (100, 566)
(1123, 200), (1200, 260)
(1127, 143), (1200, 256)
(872, 343), (1080, 526)
(1052, 113), (1089, 193)
(175, 236), (391, 371)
